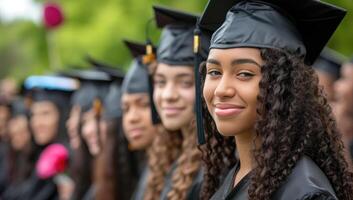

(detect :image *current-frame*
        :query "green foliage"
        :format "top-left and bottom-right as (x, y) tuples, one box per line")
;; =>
(0, 0), (352, 81)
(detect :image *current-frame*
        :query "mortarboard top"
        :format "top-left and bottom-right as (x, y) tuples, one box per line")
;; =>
(24, 75), (78, 111)
(85, 56), (125, 83)
(199, 0), (346, 65)
(153, 5), (210, 66)
(313, 48), (345, 79)
(59, 69), (113, 112)
(121, 40), (150, 94)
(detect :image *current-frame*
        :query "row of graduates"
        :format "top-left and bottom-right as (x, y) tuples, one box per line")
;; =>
(1, 0), (353, 199)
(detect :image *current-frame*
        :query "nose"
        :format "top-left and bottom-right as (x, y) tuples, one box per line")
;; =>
(162, 82), (179, 101)
(214, 75), (236, 99)
(127, 107), (141, 124)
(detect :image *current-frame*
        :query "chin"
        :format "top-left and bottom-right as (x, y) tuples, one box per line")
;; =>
(215, 121), (241, 136)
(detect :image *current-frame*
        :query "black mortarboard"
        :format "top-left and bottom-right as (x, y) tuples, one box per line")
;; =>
(154, 5), (210, 66)
(85, 56), (125, 84)
(199, 0), (346, 65)
(61, 69), (113, 112)
(313, 48), (345, 79)
(122, 40), (150, 94)
(102, 81), (122, 120)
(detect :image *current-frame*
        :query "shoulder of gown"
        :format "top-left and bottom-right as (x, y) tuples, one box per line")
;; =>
(273, 155), (337, 200)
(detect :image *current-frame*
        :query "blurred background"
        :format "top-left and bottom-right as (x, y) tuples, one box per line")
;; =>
(0, 0), (352, 82)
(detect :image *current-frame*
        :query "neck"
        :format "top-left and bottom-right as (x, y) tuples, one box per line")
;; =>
(181, 124), (191, 139)
(234, 130), (256, 174)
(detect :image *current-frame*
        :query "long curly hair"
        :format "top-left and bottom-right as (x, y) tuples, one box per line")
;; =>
(166, 124), (202, 200)
(144, 125), (182, 200)
(200, 48), (353, 200)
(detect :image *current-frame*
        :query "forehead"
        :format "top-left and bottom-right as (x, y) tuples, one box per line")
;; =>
(208, 48), (263, 64)
(155, 63), (194, 77)
(122, 93), (149, 103)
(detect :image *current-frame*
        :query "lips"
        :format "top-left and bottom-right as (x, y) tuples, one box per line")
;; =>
(214, 103), (245, 117)
(128, 127), (144, 139)
(162, 107), (184, 117)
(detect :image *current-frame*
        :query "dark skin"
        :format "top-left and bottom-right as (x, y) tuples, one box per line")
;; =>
(203, 47), (263, 186)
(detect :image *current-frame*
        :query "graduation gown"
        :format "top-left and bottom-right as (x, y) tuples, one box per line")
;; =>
(211, 155), (337, 200)
(131, 166), (149, 200)
(160, 162), (203, 200)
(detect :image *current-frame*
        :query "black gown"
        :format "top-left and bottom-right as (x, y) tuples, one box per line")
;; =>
(131, 166), (149, 200)
(160, 162), (203, 200)
(211, 155), (337, 200)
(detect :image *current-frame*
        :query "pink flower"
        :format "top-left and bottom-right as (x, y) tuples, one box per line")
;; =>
(36, 143), (69, 179)
(43, 3), (64, 29)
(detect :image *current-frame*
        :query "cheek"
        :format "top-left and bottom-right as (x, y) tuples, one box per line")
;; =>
(141, 107), (152, 126)
(180, 87), (195, 105)
(153, 88), (162, 110)
(203, 78), (217, 109)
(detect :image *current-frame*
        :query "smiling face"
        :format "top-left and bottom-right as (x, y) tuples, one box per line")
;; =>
(203, 48), (263, 136)
(153, 63), (195, 131)
(122, 93), (156, 150)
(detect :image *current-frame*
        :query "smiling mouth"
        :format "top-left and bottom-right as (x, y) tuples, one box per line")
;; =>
(162, 107), (184, 117)
(214, 103), (245, 117)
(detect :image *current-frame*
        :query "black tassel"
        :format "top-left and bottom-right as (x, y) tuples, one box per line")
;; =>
(194, 24), (205, 145)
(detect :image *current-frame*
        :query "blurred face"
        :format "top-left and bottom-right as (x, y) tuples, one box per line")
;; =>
(8, 115), (31, 151)
(122, 93), (156, 150)
(30, 101), (60, 145)
(335, 63), (353, 113)
(203, 48), (263, 136)
(81, 109), (100, 156)
(66, 105), (81, 149)
(315, 70), (335, 102)
(153, 63), (195, 131)
(0, 105), (10, 138)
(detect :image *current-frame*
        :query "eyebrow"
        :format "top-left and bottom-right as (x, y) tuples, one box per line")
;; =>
(231, 58), (261, 67)
(206, 58), (261, 67)
(154, 73), (193, 79)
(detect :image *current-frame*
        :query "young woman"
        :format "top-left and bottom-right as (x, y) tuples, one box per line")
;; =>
(197, 0), (353, 199)
(121, 40), (158, 200)
(18, 75), (77, 200)
(144, 6), (210, 200)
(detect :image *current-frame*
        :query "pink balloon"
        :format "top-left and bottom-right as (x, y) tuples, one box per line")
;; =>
(36, 143), (69, 179)
(43, 3), (64, 29)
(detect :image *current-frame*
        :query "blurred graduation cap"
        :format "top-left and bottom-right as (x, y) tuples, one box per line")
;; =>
(60, 69), (114, 113)
(199, 0), (346, 65)
(122, 39), (161, 124)
(153, 5), (211, 66)
(313, 48), (346, 79)
(85, 56), (125, 84)
(102, 82), (122, 120)
(24, 75), (79, 113)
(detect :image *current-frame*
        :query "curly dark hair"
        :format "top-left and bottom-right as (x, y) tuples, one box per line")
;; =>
(200, 48), (353, 200)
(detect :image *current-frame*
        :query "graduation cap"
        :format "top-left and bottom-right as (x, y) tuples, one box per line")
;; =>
(153, 5), (211, 66)
(199, 0), (346, 65)
(102, 81), (122, 120)
(61, 69), (113, 113)
(313, 48), (345, 80)
(122, 39), (161, 124)
(85, 56), (125, 83)
(24, 75), (78, 106)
